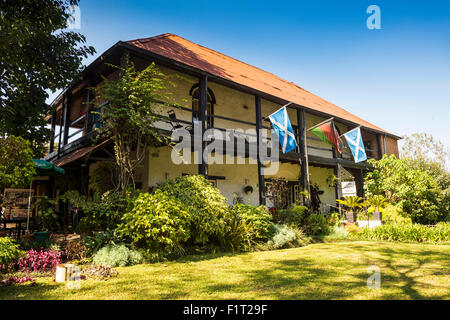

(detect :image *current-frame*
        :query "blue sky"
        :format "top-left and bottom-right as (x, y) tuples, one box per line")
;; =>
(58, 0), (450, 150)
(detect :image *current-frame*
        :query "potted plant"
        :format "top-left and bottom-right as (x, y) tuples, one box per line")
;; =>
(337, 196), (363, 223)
(33, 196), (59, 242)
(243, 185), (253, 195)
(365, 195), (388, 221)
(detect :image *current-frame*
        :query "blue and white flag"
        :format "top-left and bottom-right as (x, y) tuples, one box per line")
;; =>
(268, 106), (297, 154)
(343, 127), (367, 163)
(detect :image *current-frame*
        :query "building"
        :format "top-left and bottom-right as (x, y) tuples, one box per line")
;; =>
(45, 33), (400, 211)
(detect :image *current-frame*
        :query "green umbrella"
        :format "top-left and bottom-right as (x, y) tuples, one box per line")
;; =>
(33, 159), (65, 176)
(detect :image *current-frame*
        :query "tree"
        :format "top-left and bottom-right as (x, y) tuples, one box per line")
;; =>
(365, 155), (448, 224)
(0, 136), (36, 208)
(90, 56), (173, 192)
(337, 196), (363, 222)
(400, 133), (449, 171)
(0, 0), (95, 156)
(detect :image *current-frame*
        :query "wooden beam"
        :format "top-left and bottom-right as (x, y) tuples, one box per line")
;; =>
(85, 85), (92, 133)
(377, 134), (383, 159)
(198, 75), (208, 176)
(255, 95), (265, 205)
(297, 108), (307, 191)
(63, 93), (72, 145)
(49, 110), (56, 153)
(57, 95), (65, 158)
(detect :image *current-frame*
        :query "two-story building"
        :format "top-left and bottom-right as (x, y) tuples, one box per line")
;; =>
(45, 33), (400, 211)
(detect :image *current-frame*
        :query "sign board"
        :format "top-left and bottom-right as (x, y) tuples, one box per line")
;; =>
(2, 188), (34, 218)
(341, 181), (357, 197)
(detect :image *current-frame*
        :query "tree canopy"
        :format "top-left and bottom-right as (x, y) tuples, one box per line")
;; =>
(365, 154), (449, 224)
(0, 0), (95, 156)
(0, 135), (35, 191)
(91, 55), (173, 192)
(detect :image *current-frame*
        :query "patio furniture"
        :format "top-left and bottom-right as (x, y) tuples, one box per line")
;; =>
(167, 110), (193, 133)
(1, 217), (28, 240)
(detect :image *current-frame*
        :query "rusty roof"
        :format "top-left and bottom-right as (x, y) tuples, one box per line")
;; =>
(126, 33), (393, 135)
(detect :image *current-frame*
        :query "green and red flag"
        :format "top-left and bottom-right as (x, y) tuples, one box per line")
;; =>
(309, 119), (342, 154)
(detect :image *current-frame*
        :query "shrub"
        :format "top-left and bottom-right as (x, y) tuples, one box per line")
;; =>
(0, 237), (25, 272)
(118, 191), (191, 254)
(265, 224), (310, 250)
(365, 155), (447, 224)
(158, 175), (231, 245)
(357, 222), (450, 243)
(17, 249), (62, 272)
(65, 190), (138, 233)
(324, 226), (349, 240)
(64, 240), (90, 262)
(279, 206), (308, 227)
(382, 204), (412, 225)
(92, 244), (143, 267)
(304, 213), (330, 236)
(216, 204), (274, 252)
(84, 229), (122, 254)
(327, 212), (340, 227)
(229, 204), (274, 242)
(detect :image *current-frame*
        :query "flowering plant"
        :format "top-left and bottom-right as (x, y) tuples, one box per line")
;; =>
(17, 249), (62, 272)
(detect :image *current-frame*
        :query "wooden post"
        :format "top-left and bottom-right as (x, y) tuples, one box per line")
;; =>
(377, 134), (383, 159)
(198, 75), (208, 176)
(57, 95), (65, 157)
(358, 169), (365, 198)
(255, 95), (265, 205)
(301, 109), (311, 199)
(49, 110), (56, 153)
(85, 85), (92, 134)
(296, 108), (307, 191)
(63, 93), (72, 145)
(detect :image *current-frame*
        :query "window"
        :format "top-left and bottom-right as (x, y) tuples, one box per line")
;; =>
(190, 84), (215, 128)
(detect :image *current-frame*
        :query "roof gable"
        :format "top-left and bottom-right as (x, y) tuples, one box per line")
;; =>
(126, 33), (391, 135)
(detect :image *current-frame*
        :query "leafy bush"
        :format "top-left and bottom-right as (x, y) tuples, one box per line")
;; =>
(365, 155), (448, 224)
(327, 212), (340, 227)
(118, 191), (191, 254)
(64, 190), (138, 233)
(279, 206), (308, 227)
(17, 249), (62, 272)
(382, 204), (412, 225)
(0, 237), (25, 272)
(356, 222), (450, 243)
(265, 224), (310, 250)
(324, 226), (349, 240)
(84, 229), (122, 254)
(157, 175), (231, 245)
(304, 213), (330, 236)
(229, 204), (274, 242)
(64, 240), (90, 262)
(216, 204), (274, 252)
(0, 136), (35, 190)
(92, 244), (143, 267)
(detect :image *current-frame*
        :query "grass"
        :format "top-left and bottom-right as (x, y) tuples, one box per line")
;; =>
(1, 241), (449, 300)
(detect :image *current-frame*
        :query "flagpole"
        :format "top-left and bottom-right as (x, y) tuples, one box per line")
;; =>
(306, 117), (335, 132)
(303, 125), (311, 207)
(339, 125), (362, 138)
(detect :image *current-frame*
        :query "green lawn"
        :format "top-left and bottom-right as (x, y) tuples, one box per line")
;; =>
(1, 241), (449, 300)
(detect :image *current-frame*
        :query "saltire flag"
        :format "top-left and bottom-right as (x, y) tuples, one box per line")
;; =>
(343, 127), (367, 163)
(268, 106), (297, 154)
(310, 120), (342, 154)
